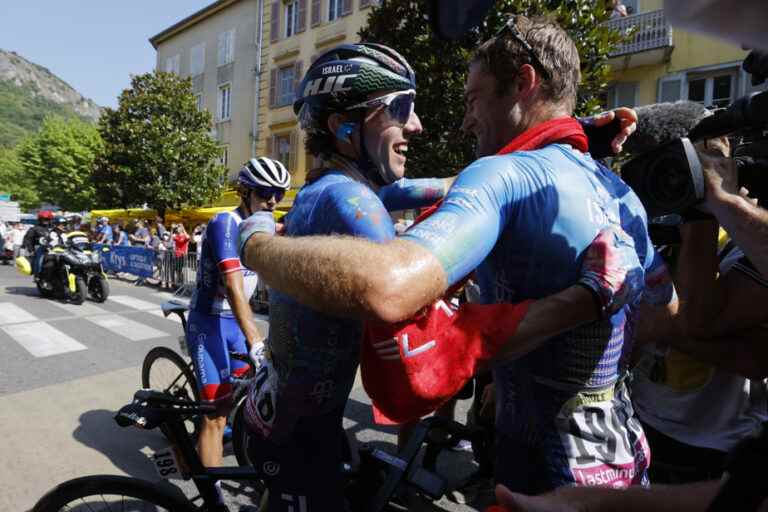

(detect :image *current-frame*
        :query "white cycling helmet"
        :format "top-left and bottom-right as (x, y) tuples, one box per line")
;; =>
(238, 157), (291, 190)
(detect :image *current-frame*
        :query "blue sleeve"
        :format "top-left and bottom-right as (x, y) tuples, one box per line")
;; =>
(400, 156), (527, 286)
(206, 213), (240, 270)
(316, 181), (396, 242)
(377, 177), (446, 211)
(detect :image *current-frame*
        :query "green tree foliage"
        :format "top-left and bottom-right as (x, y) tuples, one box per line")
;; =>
(359, 0), (623, 177)
(15, 116), (103, 211)
(0, 145), (38, 208)
(0, 79), (88, 148)
(94, 72), (227, 217)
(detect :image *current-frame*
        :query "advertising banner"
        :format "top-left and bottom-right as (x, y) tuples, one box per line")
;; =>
(94, 244), (155, 278)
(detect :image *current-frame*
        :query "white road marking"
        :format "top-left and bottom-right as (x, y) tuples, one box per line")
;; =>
(87, 314), (168, 341)
(2, 322), (87, 357)
(0, 303), (37, 326)
(48, 301), (111, 317)
(148, 310), (182, 323)
(109, 295), (160, 311)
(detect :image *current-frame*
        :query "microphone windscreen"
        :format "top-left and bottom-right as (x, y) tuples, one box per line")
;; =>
(624, 101), (711, 155)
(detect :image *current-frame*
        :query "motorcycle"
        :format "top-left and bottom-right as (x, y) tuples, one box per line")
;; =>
(33, 231), (111, 304)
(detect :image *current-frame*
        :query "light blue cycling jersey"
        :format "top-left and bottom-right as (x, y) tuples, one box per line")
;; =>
(402, 144), (672, 490)
(245, 172), (445, 439)
(190, 208), (260, 317)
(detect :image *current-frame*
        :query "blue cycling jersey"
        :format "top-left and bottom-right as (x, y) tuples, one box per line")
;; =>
(402, 144), (671, 490)
(190, 208), (259, 317)
(245, 171), (447, 439)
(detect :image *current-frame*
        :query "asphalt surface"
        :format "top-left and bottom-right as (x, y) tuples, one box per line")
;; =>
(0, 264), (492, 511)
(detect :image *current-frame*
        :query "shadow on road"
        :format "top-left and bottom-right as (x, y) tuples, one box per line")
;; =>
(72, 408), (170, 479)
(5, 286), (40, 297)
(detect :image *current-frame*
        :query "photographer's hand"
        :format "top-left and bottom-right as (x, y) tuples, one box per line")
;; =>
(698, 149), (740, 211)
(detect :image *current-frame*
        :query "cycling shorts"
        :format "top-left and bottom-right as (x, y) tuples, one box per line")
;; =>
(494, 377), (650, 493)
(246, 403), (347, 511)
(186, 311), (250, 403)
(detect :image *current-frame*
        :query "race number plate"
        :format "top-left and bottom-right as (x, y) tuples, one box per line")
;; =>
(152, 448), (183, 480)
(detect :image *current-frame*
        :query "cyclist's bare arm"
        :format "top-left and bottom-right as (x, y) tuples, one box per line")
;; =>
(493, 285), (598, 362)
(241, 233), (445, 323)
(224, 270), (261, 349)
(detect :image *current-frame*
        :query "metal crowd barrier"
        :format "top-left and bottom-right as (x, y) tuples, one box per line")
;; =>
(155, 250), (199, 289)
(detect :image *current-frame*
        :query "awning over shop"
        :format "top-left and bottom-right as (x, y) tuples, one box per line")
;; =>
(91, 188), (296, 224)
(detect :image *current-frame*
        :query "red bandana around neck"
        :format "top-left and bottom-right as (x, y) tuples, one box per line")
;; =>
(495, 116), (588, 155)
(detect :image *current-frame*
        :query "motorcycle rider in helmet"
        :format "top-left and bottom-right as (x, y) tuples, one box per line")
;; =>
(186, 157), (290, 506)
(22, 210), (53, 275)
(48, 216), (68, 248)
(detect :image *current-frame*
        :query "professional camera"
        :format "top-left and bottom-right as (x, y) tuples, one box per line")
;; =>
(620, 89), (768, 220)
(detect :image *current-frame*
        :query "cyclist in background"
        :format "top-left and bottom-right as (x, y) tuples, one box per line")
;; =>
(187, 157), (289, 505)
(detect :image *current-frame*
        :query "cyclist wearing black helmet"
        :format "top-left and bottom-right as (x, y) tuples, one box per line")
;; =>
(241, 43), (459, 511)
(187, 156), (289, 505)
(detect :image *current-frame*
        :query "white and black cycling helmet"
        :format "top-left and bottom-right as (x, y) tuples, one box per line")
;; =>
(238, 157), (291, 190)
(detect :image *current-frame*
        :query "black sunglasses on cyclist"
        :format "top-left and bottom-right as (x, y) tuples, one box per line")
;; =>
(346, 89), (416, 126)
(253, 187), (286, 202)
(495, 16), (551, 81)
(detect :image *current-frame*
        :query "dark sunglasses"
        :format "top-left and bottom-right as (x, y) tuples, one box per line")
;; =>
(495, 16), (551, 81)
(253, 187), (286, 202)
(346, 89), (416, 126)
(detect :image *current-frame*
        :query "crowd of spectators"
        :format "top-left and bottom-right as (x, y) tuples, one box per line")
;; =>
(86, 215), (207, 290)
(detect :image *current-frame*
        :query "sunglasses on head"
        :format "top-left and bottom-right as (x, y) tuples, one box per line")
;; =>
(346, 89), (416, 126)
(253, 187), (286, 202)
(495, 16), (551, 81)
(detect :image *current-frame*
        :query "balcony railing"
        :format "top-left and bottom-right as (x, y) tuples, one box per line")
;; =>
(605, 9), (672, 57)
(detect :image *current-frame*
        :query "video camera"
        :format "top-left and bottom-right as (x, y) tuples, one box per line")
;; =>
(621, 87), (768, 220)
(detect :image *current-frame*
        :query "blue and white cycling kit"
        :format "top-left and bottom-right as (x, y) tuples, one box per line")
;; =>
(188, 208), (259, 402)
(244, 171), (445, 511)
(402, 144), (675, 492)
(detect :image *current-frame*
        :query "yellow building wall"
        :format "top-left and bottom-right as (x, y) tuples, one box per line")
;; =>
(257, 1), (376, 188)
(154, 0), (263, 179)
(609, 1), (748, 106)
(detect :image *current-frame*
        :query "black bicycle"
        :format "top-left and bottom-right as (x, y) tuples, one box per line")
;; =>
(32, 389), (480, 511)
(141, 301), (255, 441)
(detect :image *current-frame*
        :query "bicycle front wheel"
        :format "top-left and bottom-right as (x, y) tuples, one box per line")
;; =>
(141, 346), (200, 437)
(32, 475), (197, 512)
(141, 346), (199, 401)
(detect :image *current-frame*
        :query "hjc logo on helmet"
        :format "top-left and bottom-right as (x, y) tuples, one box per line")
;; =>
(302, 74), (355, 97)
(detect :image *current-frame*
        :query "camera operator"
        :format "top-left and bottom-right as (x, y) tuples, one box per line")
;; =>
(697, 149), (768, 278)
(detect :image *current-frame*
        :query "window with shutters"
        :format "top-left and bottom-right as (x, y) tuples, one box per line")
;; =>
(687, 70), (737, 108)
(218, 83), (232, 121)
(217, 29), (235, 66)
(311, 0), (321, 26)
(190, 43), (205, 76)
(277, 65), (295, 107)
(271, 1), (280, 42)
(165, 54), (180, 75)
(605, 82), (638, 109)
(285, 0), (299, 37)
(328, 0), (343, 21)
(274, 133), (292, 168)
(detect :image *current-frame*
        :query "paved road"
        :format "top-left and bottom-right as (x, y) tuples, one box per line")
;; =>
(0, 264), (490, 511)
